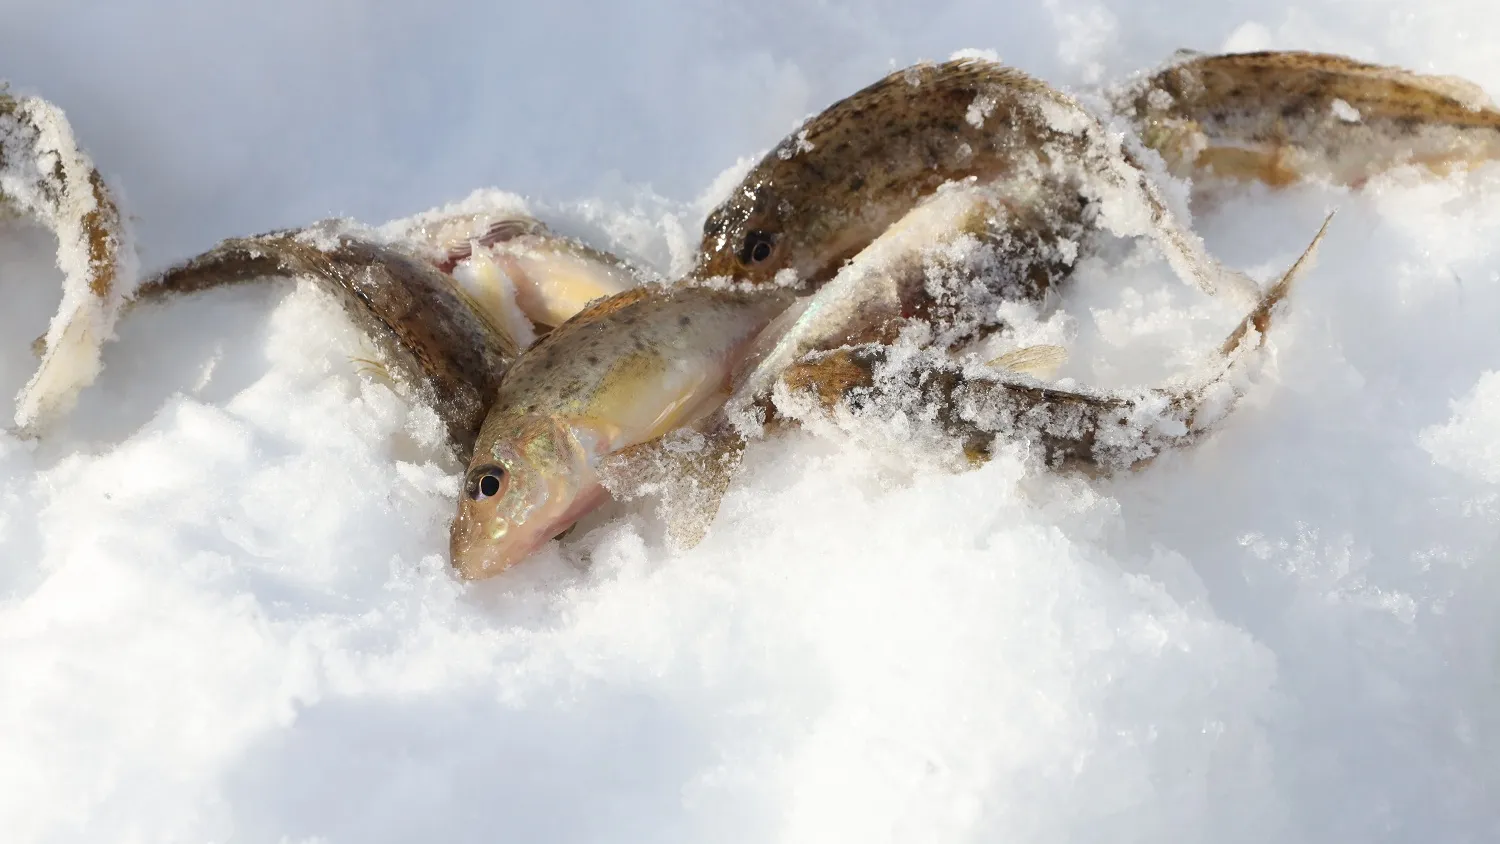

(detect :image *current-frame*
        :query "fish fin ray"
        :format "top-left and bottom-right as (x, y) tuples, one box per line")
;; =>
(987, 344), (1069, 378)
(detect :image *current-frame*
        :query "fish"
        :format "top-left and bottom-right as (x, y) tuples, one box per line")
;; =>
(600, 184), (1327, 551)
(128, 223), (519, 458)
(690, 56), (1264, 306)
(1115, 49), (1500, 190)
(602, 182), (1072, 550)
(774, 212), (1335, 472)
(1, 85), (136, 436)
(452, 56), (1335, 572)
(449, 283), (796, 579)
(101, 210), (650, 458)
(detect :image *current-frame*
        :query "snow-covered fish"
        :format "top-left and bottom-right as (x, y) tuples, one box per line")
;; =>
(691, 57), (1262, 305)
(428, 214), (644, 346)
(1, 85), (136, 436)
(131, 224), (518, 456)
(1116, 50), (1500, 190)
(594, 182), (1074, 551)
(448, 284), (794, 579)
(776, 213), (1335, 472)
(116, 212), (648, 456)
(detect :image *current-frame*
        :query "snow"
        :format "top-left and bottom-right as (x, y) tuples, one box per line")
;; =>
(4, 2), (1500, 842)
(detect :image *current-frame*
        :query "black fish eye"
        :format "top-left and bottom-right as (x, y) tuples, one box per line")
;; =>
(466, 465), (507, 501)
(737, 230), (778, 266)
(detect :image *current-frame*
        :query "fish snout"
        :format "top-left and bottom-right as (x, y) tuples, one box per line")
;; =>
(448, 503), (531, 580)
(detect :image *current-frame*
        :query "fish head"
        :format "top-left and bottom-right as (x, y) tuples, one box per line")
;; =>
(693, 179), (799, 286)
(693, 172), (896, 293)
(449, 414), (609, 579)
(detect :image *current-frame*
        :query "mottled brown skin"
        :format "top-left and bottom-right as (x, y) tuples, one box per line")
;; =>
(691, 58), (1101, 293)
(1120, 50), (1500, 187)
(135, 229), (517, 459)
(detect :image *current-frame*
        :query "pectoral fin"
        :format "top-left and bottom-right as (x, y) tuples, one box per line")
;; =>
(987, 344), (1069, 378)
(596, 423), (747, 552)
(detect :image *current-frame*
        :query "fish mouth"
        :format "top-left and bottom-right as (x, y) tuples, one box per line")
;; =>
(449, 482), (610, 580)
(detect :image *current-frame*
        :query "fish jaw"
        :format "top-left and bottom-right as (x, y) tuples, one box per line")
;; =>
(449, 475), (610, 578)
(450, 416), (612, 580)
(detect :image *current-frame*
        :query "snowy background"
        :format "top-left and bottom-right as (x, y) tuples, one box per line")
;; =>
(4, 1), (1500, 842)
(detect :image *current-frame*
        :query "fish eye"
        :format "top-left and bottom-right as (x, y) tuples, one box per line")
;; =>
(466, 464), (508, 501)
(737, 230), (778, 266)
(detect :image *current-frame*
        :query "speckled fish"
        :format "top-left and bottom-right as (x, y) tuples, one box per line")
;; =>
(775, 212), (1334, 473)
(448, 283), (795, 579)
(129, 223), (519, 457)
(690, 57), (1264, 306)
(1115, 50), (1500, 190)
(1, 85), (135, 436)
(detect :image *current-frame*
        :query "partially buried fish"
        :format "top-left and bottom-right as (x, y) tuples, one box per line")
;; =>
(1115, 49), (1500, 191)
(0, 85), (136, 436)
(689, 57), (1264, 306)
(448, 56), (1325, 575)
(121, 211), (645, 457)
(774, 211), (1334, 474)
(447, 283), (796, 577)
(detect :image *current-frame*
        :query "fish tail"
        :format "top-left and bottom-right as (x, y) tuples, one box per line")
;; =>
(127, 229), (519, 459)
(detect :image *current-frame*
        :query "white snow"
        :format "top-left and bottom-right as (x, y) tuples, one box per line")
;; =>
(4, 2), (1500, 843)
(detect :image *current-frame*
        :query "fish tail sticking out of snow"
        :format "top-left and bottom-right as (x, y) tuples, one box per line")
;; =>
(0, 86), (137, 437)
(774, 211), (1335, 474)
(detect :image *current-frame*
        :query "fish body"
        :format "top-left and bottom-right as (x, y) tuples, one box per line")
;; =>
(450, 284), (795, 578)
(1, 87), (135, 436)
(723, 181), (1046, 429)
(1118, 50), (1500, 188)
(132, 226), (517, 457)
(602, 181), (1077, 552)
(691, 57), (1260, 305)
(777, 213), (1335, 471)
(117, 212), (648, 457)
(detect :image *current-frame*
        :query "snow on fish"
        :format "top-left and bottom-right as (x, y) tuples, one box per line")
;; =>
(0, 84), (136, 436)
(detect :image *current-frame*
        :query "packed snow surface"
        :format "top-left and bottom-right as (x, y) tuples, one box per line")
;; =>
(4, 2), (1500, 842)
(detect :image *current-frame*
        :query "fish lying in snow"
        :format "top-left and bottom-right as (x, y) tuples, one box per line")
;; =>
(689, 58), (1264, 306)
(448, 284), (796, 577)
(451, 56), (1330, 574)
(8, 49), (1489, 582)
(776, 213), (1333, 473)
(1115, 49), (1500, 192)
(128, 222), (524, 456)
(0, 85), (136, 436)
